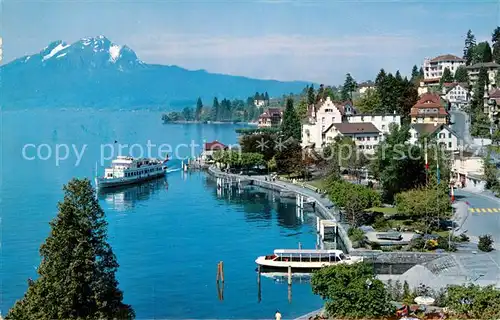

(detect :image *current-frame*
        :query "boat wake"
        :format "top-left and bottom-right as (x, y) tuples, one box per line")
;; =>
(166, 167), (181, 174)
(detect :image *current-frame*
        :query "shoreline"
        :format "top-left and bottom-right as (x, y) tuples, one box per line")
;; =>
(163, 120), (258, 125)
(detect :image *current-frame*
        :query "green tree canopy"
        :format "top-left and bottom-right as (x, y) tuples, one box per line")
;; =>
(341, 73), (357, 100)
(473, 41), (493, 64)
(493, 26), (500, 64)
(445, 284), (500, 319)
(307, 85), (315, 106)
(7, 179), (134, 320)
(454, 65), (469, 83)
(440, 67), (454, 85)
(464, 29), (477, 65)
(411, 65), (420, 82)
(353, 88), (381, 114)
(311, 262), (394, 319)
(281, 98), (302, 141)
(182, 107), (194, 121)
(195, 97), (203, 121)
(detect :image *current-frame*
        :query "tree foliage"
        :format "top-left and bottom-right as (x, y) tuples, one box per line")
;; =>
(464, 29), (477, 66)
(341, 73), (357, 100)
(7, 179), (134, 320)
(473, 41), (493, 64)
(370, 124), (426, 202)
(281, 98), (302, 141)
(239, 132), (277, 161)
(445, 284), (500, 319)
(493, 26), (500, 64)
(353, 88), (381, 114)
(274, 140), (306, 176)
(311, 262), (394, 319)
(454, 65), (469, 83)
(478, 234), (494, 252)
(213, 150), (265, 170)
(374, 69), (418, 121)
(195, 97), (203, 121)
(440, 67), (454, 85)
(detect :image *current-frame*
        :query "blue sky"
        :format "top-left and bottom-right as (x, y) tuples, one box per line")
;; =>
(2, 0), (499, 84)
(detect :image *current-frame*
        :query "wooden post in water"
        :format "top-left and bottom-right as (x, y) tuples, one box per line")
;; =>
(298, 242), (302, 250)
(257, 265), (262, 303)
(220, 261), (225, 283)
(216, 262), (221, 282)
(287, 266), (292, 285)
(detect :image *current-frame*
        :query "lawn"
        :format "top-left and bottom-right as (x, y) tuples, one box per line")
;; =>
(364, 206), (398, 215)
(309, 178), (328, 190)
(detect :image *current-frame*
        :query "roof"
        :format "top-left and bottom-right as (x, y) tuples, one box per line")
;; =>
(358, 81), (375, 88)
(443, 82), (469, 91)
(313, 98), (356, 117)
(430, 54), (464, 63)
(325, 122), (380, 134)
(259, 108), (282, 119)
(466, 62), (500, 69)
(410, 123), (457, 137)
(489, 88), (500, 99)
(204, 140), (227, 151)
(412, 93), (448, 116)
(417, 92), (441, 104)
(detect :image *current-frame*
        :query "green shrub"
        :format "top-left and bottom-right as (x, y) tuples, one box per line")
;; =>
(478, 234), (494, 252)
(347, 227), (365, 242)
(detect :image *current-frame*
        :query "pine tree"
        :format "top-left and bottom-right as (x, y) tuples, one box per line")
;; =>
(316, 84), (325, 102)
(492, 27), (500, 64)
(212, 97), (220, 121)
(454, 65), (469, 83)
(7, 179), (134, 320)
(473, 42), (493, 64)
(307, 85), (315, 105)
(440, 67), (454, 85)
(464, 29), (477, 65)
(281, 98), (301, 141)
(471, 67), (488, 114)
(264, 92), (270, 104)
(195, 97), (203, 121)
(419, 67), (424, 78)
(411, 65), (419, 82)
(341, 73), (357, 100)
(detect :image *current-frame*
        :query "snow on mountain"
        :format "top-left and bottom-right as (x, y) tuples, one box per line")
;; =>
(109, 44), (121, 62)
(42, 42), (69, 61)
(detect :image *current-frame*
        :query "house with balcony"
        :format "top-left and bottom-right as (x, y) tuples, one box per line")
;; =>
(441, 82), (470, 110)
(423, 54), (465, 80)
(323, 123), (381, 155)
(484, 87), (500, 121)
(408, 123), (460, 152)
(410, 93), (449, 124)
(467, 62), (500, 90)
(257, 108), (283, 128)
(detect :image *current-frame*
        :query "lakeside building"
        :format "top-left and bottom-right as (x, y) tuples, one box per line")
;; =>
(301, 96), (401, 153)
(254, 99), (266, 108)
(410, 92), (449, 124)
(408, 123), (460, 152)
(257, 108), (283, 128)
(467, 62), (500, 90)
(423, 54), (465, 81)
(357, 81), (375, 95)
(200, 140), (228, 162)
(441, 82), (470, 110)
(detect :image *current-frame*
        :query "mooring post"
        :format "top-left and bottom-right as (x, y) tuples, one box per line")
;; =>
(220, 261), (225, 283)
(287, 265), (292, 285)
(298, 242), (302, 250)
(216, 262), (221, 282)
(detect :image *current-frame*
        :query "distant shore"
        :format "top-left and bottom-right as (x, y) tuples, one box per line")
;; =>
(162, 120), (258, 125)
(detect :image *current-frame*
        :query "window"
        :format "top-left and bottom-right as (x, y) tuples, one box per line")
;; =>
(366, 137), (370, 141)
(332, 117), (335, 122)
(382, 125), (386, 130)
(359, 145), (364, 149)
(366, 145), (372, 149)
(439, 133), (445, 138)
(374, 136), (378, 141)
(448, 142), (452, 148)
(448, 133), (452, 138)
(322, 117), (325, 123)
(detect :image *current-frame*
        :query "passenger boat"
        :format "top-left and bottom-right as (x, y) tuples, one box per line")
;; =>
(255, 249), (363, 273)
(95, 156), (168, 189)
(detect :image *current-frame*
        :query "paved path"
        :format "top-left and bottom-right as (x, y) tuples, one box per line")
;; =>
(454, 189), (500, 245)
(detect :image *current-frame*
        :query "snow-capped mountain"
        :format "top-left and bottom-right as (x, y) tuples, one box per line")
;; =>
(15, 36), (143, 70)
(1, 36), (311, 109)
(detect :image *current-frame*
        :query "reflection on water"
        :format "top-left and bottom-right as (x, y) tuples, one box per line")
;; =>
(203, 176), (313, 230)
(98, 177), (168, 211)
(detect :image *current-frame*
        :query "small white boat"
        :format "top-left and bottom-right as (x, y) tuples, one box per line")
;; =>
(96, 156), (168, 189)
(255, 249), (363, 273)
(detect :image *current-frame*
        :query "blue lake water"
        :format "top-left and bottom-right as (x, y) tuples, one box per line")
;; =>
(1, 109), (323, 318)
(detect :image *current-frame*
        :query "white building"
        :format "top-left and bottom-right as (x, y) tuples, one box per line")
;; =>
(484, 87), (500, 121)
(358, 81), (375, 95)
(441, 82), (470, 110)
(254, 99), (266, 107)
(323, 123), (381, 155)
(451, 152), (486, 190)
(423, 54), (465, 80)
(301, 96), (401, 152)
(408, 123), (460, 152)
(467, 62), (500, 90)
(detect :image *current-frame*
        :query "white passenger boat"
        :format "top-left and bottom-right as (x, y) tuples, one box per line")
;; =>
(96, 156), (168, 189)
(255, 249), (363, 273)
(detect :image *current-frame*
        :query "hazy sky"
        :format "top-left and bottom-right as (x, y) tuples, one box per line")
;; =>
(2, 0), (499, 84)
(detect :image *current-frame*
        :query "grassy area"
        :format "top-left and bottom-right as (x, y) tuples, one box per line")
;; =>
(309, 178), (328, 190)
(364, 206), (398, 215)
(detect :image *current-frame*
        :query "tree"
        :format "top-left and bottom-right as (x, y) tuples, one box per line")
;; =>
(370, 124), (426, 202)
(484, 150), (500, 193)
(275, 140), (305, 176)
(471, 67), (488, 115)
(7, 179), (134, 319)
(478, 234), (494, 252)
(307, 85), (315, 106)
(212, 97), (220, 121)
(239, 132), (277, 161)
(419, 67), (424, 78)
(473, 41), (493, 64)
(493, 27), (500, 64)
(182, 107), (194, 121)
(440, 67), (454, 85)
(311, 262), (394, 319)
(353, 88), (381, 114)
(264, 92), (270, 104)
(463, 29), (477, 66)
(341, 73), (357, 100)
(454, 65), (469, 83)
(281, 98), (301, 141)
(296, 97), (308, 120)
(446, 284), (500, 318)
(411, 65), (420, 82)
(195, 97), (203, 121)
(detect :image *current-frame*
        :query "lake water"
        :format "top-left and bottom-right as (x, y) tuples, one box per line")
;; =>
(1, 109), (323, 318)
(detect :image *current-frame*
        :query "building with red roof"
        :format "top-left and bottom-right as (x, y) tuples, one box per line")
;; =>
(411, 93), (449, 124)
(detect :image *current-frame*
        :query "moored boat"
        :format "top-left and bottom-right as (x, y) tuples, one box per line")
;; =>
(96, 156), (168, 189)
(255, 249), (363, 273)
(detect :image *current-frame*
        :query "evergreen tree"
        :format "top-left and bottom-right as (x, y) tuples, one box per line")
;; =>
(375, 69), (388, 113)
(7, 179), (134, 319)
(440, 67), (454, 85)
(182, 107), (194, 121)
(473, 42), (493, 64)
(492, 26), (500, 64)
(307, 85), (315, 105)
(411, 65), (420, 82)
(264, 92), (270, 104)
(464, 29), (477, 65)
(281, 98), (301, 141)
(195, 97), (203, 121)
(341, 73), (357, 100)
(212, 97), (220, 121)
(419, 67), (424, 78)
(454, 65), (469, 83)
(316, 84), (325, 102)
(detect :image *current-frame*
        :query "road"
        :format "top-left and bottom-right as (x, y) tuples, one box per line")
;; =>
(454, 189), (500, 244)
(449, 109), (472, 145)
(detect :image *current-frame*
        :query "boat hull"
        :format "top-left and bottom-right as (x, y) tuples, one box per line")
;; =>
(255, 256), (363, 273)
(97, 170), (166, 189)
